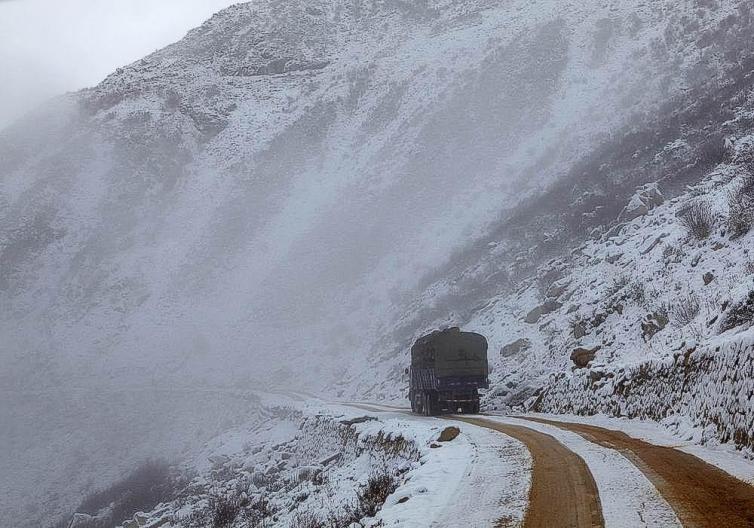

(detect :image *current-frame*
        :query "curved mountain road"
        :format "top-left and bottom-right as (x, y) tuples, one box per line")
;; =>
(455, 416), (605, 528)
(523, 416), (754, 528)
(341, 403), (754, 527)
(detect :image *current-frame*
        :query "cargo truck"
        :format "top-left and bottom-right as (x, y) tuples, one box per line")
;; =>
(409, 327), (489, 416)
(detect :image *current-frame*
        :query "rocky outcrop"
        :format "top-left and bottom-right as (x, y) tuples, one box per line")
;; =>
(618, 183), (665, 222)
(501, 338), (531, 357)
(570, 346), (600, 368)
(535, 334), (754, 452)
(642, 312), (669, 341)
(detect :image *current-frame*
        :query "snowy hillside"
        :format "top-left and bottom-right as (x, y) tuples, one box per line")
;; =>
(4, 0), (754, 526)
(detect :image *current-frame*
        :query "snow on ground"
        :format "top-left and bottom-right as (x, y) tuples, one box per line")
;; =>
(514, 412), (754, 486)
(106, 398), (529, 528)
(484, 416), (682, 528)
(327, 405), (531, 527)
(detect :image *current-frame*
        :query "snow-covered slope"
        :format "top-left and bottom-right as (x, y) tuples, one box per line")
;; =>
(4, 0), (747, 392)
(3, 1), (754, 526)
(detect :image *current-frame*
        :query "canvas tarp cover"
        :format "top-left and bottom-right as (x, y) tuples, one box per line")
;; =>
(411, 329), (488, 378)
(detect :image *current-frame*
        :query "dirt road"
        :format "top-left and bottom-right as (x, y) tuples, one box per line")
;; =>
(455, 416), (605, 528)
(341, 402), (754, 527)
(524, 416), (754, 528)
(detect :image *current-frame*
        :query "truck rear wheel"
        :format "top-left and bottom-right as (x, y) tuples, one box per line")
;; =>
(424, 391), (439, 416)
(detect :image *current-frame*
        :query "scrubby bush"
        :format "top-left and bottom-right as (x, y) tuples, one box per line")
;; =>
(356, 473), (399, 518)
(677, 200), (715, 239)
(298, 471), (399, 528)
(670, 293), (701, 327)
(182, 491), (273, 528)
(720, 291), (754, 333)
(625, 279), (648, 307)
(696, 137), (728, 168)
(290, 511), (324, 528)
(727, 175), (754, 238)
(209, 494), (243, 527)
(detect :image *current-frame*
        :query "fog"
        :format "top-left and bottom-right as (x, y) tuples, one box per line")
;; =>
(0, 0), (238, 129)
(0, 0), (738, 526)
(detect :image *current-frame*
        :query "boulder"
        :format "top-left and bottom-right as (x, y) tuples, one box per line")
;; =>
(438, 426), (460, 442)
(703, 272), (714, 285)
(572, 322), (587, 339)
(295, 465), (323, 483)
(619, 183), (665, 222)
(571, 346), (600, 368)
(525, 306), (543, 324)
(501, 338), (531, 358)
(642, 312), (669, 341)
(546, 281), (570, 299)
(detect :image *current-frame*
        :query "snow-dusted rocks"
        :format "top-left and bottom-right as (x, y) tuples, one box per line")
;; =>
(536, 330), (754, 453)
(618, 183), (665, 222)
(570, 346), (599, 368)
(501, 338), (531, 358)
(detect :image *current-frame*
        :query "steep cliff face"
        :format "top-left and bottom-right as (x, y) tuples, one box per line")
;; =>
(2, 1), (753, 525)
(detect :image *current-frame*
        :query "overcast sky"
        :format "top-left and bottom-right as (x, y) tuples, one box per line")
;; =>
(0, 0), (239, 130)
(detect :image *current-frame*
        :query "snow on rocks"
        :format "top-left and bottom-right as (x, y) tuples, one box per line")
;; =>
(112, 399), (530, 528)
(618, 183), (664, 222)
(468, 155), (754, 452)
(534, 330), (754, 454)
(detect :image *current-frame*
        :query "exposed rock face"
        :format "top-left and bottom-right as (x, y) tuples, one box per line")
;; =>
(619, 183), (665, 222)
(546, 281), (570, 299)
(572, 322), (587, 339)
(501, 338), (531, 357)
(642, 312), (669, 341)
(525, 306), (543, 324)
(570, 346), (600, 368)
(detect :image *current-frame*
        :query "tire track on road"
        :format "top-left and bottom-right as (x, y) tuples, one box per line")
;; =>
(456, 416), (605, 528)
(523, 417), (754, 528)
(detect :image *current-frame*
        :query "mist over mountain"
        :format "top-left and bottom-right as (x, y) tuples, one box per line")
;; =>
(2, 0), (753, 526)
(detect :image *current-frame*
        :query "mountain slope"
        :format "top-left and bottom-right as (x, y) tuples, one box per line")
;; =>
(3, 1), (754, 526)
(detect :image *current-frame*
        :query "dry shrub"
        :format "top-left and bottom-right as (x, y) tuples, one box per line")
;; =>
(209, 494), (242, 528)
(356, 473), (399, 518)
(727, 175), (754, 238)
(678, 200), (715, 239)
(696, 136), (728, 168)
(290, 511), (324, 528)
(670, 293), (701, 327)
(720, 291), (754, 333)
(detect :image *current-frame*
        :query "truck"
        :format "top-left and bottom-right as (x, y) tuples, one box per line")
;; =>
(408, 327), (489, 416)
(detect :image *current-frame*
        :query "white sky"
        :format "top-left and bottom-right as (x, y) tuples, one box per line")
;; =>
(0, 0), (240, 129)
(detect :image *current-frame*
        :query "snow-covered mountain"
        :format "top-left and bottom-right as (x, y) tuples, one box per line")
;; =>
(3, 0), (754, 526)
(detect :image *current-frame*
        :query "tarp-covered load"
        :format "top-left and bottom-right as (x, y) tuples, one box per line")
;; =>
(411, 327), (488, 378)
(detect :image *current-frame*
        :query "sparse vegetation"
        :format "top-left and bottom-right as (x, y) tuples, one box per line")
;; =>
(56, 460), (184, 528)
(284, 471), (397, 528)
(625, 279), (648, 307)
(670, 293), (701, 328)
(662, 243), (685, 264)
(726, 175), (754, 238)
(695, 136), (728, 169)
(356, 472), (399, 518)
(720, 291), (754, 333)
(182, 492), (273, 528)
(209, 494), (243, 527)
(678, 200), (715, 239)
